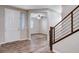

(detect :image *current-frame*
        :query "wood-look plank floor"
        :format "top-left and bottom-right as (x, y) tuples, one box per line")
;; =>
(0, 34), (52, 53)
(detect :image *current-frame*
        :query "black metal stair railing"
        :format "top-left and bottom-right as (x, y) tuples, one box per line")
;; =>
(49, 5), (79, 51)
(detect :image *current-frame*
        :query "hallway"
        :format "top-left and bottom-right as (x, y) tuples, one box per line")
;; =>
(0, 34), (51, 53)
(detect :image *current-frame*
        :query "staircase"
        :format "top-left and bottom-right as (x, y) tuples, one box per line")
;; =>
(49, 5), (79, 52)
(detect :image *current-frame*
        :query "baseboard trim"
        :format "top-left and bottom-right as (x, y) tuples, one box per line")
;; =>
(31, 33), (47, 36)
(0, 38), (30, 45)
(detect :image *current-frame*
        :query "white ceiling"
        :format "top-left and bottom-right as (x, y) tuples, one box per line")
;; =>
(11, 5), (62, 13)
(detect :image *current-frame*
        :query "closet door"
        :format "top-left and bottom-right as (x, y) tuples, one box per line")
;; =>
(5, 8), (20, 42)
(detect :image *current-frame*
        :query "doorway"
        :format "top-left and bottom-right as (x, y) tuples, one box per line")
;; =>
(30, 12), (48, 35)
(29, 12), (49, 51)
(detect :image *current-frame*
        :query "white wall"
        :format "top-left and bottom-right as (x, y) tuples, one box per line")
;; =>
(0, 6), (5, 43)
(62, 5), (77, 18)
(47, 10), (62, 27)
(53, 5), (79, 53)
(30, 17), (40, 34)
(41, 17), (48, 34)
(29, 9), (49, 35)
(29, 12), (48, 34)
(54, 32), (79, 53)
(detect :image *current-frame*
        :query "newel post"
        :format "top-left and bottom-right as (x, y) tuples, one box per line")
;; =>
(49, 27), (53, 51)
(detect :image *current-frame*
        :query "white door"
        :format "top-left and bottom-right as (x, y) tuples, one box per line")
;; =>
(5, 8), (20, 42)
